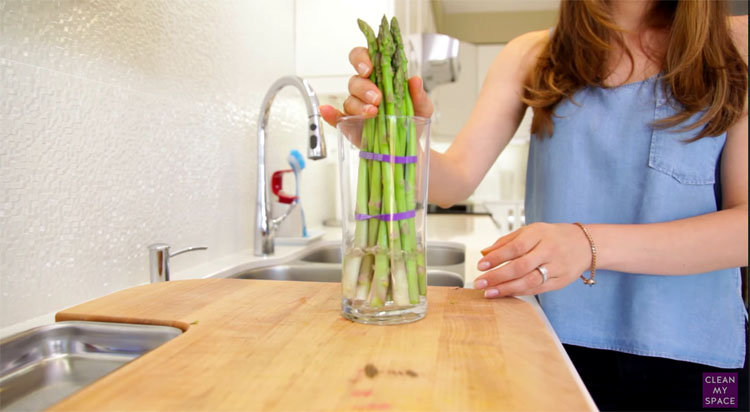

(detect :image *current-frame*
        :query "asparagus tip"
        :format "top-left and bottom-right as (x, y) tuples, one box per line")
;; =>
(390, 16), (401, 37)
(357, 18), (370, 33)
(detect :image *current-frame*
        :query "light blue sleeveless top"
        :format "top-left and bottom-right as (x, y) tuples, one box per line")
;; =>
(525, 74), (747, 368)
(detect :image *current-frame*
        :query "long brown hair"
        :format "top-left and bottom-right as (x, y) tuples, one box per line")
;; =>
(523, 0), (747, 140)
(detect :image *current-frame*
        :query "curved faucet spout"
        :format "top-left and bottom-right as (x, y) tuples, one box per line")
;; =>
(255, 76), (327, 256)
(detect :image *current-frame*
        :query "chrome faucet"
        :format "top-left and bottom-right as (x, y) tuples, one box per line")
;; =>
(255, 76), (327, 256)
(148, 243), (207, 283)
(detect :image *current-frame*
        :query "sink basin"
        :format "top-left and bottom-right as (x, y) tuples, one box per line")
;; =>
(218, 240), (466, 288)
(230, 265), (465, 287)
(232, 264), (341, 282)
(0, 321), (182, 411)
(299, 243), (465, 266)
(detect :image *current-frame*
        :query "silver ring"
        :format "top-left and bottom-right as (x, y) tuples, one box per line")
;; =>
(536, 265), (549, 284)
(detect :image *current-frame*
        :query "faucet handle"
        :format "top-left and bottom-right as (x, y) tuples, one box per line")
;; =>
(271, 169), (298, 204)
(148, 243), (208, 283)
(270, 201), (298, 229)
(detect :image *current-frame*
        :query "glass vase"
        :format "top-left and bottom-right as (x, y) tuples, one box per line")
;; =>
(337, 115), (431, 325)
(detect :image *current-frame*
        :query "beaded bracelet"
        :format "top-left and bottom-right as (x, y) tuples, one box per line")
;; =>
(573, 222), (597, 286)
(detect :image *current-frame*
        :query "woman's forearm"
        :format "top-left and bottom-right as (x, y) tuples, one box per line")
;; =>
(424, 32), (547, 209)
(427, 149), (473, 207)
(589, 206), (749, 275)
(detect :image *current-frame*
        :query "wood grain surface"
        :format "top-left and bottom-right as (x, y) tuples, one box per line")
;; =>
(52, 279), (592, 411)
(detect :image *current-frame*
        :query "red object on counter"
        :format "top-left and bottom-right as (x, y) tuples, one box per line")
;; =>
(271, 169), (298, 204)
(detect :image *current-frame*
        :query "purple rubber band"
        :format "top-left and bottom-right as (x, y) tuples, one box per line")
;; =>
(355, 210), (416, 221)
(359, 151), (417, 164)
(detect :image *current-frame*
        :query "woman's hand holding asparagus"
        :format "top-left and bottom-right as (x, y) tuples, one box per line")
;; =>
(319, 49), (434, 125)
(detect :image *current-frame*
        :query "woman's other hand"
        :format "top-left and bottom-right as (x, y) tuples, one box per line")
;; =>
(472, 223), (592, 298)
(319, 47), (434, 126)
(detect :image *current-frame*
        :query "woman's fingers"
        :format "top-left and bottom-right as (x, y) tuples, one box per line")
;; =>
(482, 270), (542, 298)
(348, 47), (380, 106)
(320, 75), (380, 126)
(349, 75), (381, 106)
(343, 96), (378, 118)
(474, 249), (545, 289)
(349, 47), (373, 77)
(477, 231), (540, 271)
(320, 105), (344, 127)
(484, 265), (561, 298)
(408, 77), (434, 118)
(480, 230), (520, 256)
(322, 96), (377, 128)
(525, 269), (558, 296)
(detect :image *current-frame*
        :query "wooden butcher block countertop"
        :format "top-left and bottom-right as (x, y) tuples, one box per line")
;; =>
(52, 279), (592, 411)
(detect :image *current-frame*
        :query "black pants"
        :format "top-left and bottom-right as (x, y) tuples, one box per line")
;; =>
(565, 339), (749, 411)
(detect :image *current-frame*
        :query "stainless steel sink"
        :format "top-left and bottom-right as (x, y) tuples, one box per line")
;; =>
(224, 240), (466, 287)
(0, 321), (182, 411)
(298, 243), (465, 267)
(232, 264), (341, 282)
(231, 264), (465, 287)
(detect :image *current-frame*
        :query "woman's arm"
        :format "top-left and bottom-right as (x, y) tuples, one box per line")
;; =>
(320, 30), (549, 207)
(428, 30), (547, 207)
(474, 111), (747, 297)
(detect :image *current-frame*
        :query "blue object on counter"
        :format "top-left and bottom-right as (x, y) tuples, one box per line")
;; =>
(287, 149), (308, 237)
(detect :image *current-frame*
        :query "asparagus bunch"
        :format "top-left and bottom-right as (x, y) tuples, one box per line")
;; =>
(342, 16), (426, 307)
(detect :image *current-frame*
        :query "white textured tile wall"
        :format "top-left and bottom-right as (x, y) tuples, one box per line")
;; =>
(0, 0), (339, 330)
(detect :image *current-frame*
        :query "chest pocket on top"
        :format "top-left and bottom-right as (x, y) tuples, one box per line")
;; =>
(647, 87), (726, 185)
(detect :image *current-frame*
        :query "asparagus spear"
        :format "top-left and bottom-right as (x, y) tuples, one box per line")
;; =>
(355, 121), (377, 300)
(370, 220), (390, 306)
(357, 20), (390, 306)
(342, 131), (369, 299)
(376, 16), (410, 306)
(409, 92), (428, 296)
(391, 17), (427, 296)
(389, 33), (420, 303)
(370, 96), (390, 306)
(354, 19), (381, 300)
